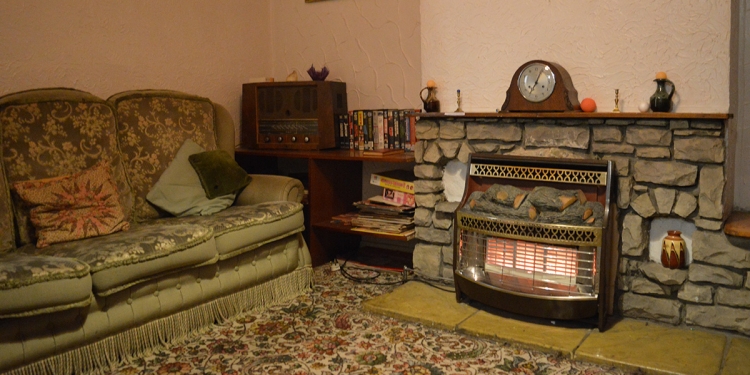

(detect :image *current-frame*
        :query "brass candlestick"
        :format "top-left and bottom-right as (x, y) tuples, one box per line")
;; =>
(613, 89), (621, 113)
(455, 89), (463, 112)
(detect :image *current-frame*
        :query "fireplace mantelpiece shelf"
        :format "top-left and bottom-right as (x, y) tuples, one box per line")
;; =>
(413, 112), (732, 120)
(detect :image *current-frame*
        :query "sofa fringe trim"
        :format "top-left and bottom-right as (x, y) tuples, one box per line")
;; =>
(6, 265), (314, 375)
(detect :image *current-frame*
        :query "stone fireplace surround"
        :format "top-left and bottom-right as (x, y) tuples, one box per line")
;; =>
(410, 113), (750, 336)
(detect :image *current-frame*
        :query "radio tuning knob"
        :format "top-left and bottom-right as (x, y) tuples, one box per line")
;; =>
(304, 136), (310, 143)
(264, 136), (270, 143)
(291, 136), (297, 142)
(277, 136), (283, 143)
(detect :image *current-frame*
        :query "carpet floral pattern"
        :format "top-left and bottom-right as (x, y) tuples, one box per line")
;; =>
(108, 266), (630, 375)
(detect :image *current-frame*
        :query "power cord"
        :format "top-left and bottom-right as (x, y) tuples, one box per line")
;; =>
(405, 266), (456, 293)
(333, 259), (456, 292)
(335, 259), (407, 286)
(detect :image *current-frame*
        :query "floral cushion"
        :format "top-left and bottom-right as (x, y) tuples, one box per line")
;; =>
(0, 253), (91, 318)
(12, 161), (130, 248)
(109, 91), (219, 221)
(0, 88), (133, 246)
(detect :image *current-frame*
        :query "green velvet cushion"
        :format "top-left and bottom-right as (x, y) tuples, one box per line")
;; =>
(189, 150), (252, 199)
(146, 139), (235, 216)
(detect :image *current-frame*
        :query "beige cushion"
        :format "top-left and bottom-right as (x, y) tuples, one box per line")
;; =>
(0, 253), (91, 318)
(147, 139), (235, 217)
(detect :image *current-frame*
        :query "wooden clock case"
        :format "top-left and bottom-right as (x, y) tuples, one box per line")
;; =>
(501, 60), (580, 112)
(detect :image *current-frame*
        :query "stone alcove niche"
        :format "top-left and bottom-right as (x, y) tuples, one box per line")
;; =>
(411, 111), (750, 337)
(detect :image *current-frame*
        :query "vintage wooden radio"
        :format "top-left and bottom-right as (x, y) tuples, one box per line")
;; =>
(241, 81), (347, 150)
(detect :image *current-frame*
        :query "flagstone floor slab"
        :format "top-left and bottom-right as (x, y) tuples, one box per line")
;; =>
(362, 281), (477, 330)
(458, 310), (590, 357)
(576, 319), (725, 375)
(722, 337), (750, 375)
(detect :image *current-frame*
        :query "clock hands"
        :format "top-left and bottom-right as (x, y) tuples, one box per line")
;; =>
(528, 68), (545, 94)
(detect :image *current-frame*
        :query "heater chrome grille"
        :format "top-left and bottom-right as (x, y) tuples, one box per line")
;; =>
(457, 211), (602, 247)
(470, 163), (608, 186)
(457, 230), (597, 299)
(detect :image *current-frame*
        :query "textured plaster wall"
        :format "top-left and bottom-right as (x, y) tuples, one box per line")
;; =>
(270, 0), (421, 110)
(421, 1), (731, 113)
(0, 0), (271, 137)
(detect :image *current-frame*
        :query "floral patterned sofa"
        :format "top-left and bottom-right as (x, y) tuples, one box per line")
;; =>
(0, 88), (313, 375)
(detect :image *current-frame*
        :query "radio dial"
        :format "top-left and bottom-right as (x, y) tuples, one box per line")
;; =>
(264, 136), (270, 143)
(277, 136), (283, 143)
(304, 136), (310, 143)
(291, 136), (297, 142)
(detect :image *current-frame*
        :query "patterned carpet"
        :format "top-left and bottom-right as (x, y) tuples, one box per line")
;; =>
(106, 265), (631, 375)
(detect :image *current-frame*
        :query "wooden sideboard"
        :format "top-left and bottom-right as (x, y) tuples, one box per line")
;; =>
(235, 148), (415, 267)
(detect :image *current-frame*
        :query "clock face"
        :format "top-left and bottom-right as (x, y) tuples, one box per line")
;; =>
(517, 63), (557, 103)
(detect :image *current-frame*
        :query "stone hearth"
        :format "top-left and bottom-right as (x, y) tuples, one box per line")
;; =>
(410, 114), (750, 336)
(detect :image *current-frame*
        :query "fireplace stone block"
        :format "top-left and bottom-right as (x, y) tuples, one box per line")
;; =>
(677, 282), (714, 304)
(692, 230), (750, 268)
(688, 263), (744, 286)
(622, 292), (682, 324)
(686, 305), (750, 335)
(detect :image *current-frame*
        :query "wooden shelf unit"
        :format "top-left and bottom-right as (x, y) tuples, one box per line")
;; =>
(412, 111), (732, 120)
(235, 148), (416, 267)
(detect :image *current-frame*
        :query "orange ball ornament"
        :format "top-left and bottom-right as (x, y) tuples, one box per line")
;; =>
(580, 98), (597, 112)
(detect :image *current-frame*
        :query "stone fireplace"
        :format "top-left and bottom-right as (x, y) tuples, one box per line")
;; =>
(410, 113), (750, 336)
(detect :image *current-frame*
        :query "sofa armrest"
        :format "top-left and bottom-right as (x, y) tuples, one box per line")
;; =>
(235, 174), (305, 205)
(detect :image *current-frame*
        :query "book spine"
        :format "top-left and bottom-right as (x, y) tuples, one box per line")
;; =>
(339, 113), (348, 149)
(366, 110), (374, 150)
(382, 188), (415, 207)
(383, 110), (389, 149)
(399, 109), (407, 150)
(393, 110), (401, 149)
(404, 110), (411, 151)
(387, 110), (395, 149)
(375, 110), (384, 150)
(357, 110), (365, 151)
(348, 110), (354, 149)
(370, 173), (414, 194)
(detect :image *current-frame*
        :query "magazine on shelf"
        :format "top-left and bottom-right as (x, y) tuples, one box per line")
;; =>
(369, 169), (415, 194)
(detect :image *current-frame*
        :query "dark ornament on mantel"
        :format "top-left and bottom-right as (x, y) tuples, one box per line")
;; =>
(307, 65), (329, 81)
(650, 71), (676, 112)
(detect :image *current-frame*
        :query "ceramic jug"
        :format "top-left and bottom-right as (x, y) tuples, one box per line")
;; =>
(650, 76), (676, 112)
(661, 230), (686, 269)
(420, 86), (440, 113)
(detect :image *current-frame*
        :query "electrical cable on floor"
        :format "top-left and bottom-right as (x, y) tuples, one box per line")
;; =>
(334, 258), (458, 292)
(407, 267), (456, 293)
(337, 259), (407, 286)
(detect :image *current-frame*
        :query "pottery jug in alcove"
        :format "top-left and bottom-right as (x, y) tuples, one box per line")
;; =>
(661, 230), (686, 269)
(420, 80), (441, 113)
(650, 72), (676, 112)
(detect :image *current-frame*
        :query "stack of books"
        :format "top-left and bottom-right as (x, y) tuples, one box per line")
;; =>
(331, 169), (416, 238)
(338, 109), (421, 152)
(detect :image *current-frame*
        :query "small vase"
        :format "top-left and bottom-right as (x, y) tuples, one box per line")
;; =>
(661, 230), (686, 269)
